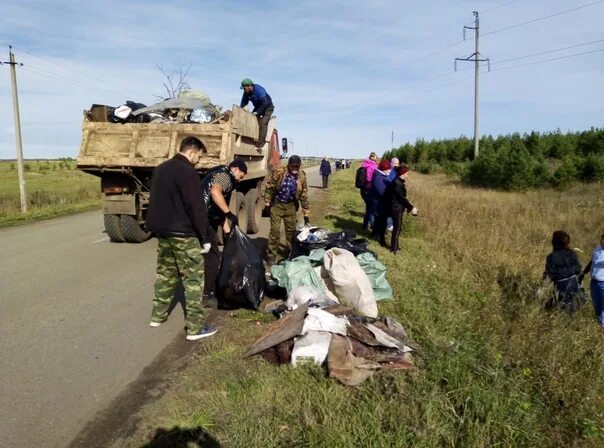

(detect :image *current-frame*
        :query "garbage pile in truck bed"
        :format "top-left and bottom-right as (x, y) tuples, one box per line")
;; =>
(84, 90), (225, 124)
(218, 224), (417, 386)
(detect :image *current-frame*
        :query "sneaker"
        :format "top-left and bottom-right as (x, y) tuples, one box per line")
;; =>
(387, 225), (394, 232)
(186, 325), (218, 341)
(149, 320), (164, 328)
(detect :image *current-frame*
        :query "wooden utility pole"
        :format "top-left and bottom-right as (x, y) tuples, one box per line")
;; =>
(455, 11), (490, 159)
(1, 46), (27, 212)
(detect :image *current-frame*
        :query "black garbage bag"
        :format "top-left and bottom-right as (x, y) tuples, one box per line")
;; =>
(217, 226), (265, 310)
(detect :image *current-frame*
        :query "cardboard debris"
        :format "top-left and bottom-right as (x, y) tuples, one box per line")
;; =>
(327, 335), (380, 386)
(244, 302), (417, 386)
(243, 303), (309, 358)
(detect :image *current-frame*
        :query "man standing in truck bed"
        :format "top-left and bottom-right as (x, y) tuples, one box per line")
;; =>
(263, 155), (309, 265)
(199, 159), (248, 307)
(145, 136), (216, 341)
(240, 78), (274, 150)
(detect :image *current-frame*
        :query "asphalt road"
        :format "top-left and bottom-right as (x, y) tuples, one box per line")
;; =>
(0, 166), (323, 448)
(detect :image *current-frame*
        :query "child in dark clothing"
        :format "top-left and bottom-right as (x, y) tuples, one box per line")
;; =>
(543, 230), (584, 311)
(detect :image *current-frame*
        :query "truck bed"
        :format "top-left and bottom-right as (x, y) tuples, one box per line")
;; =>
(77, 105), (272, 180)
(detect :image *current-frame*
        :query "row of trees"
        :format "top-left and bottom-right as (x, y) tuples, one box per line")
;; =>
(383, 128), (604, 190)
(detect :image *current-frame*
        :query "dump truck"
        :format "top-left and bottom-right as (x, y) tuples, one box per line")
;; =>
(76, 105), (285, 243)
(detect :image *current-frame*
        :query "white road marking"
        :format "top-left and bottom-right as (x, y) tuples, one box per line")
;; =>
(93, 237), (110, 243)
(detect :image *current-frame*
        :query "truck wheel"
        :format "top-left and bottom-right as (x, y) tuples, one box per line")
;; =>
(104, 214), (125, 242)
(244, 188), (261, 234)
(121, 215), (151, 243)
(235, 192), (249, 233)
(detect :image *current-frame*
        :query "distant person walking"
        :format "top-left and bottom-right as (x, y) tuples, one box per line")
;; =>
(579, 233), (604, 326)
(240, 78), (274, 150)
(543, 230), (583, 311)
(145, 136), (216, 341)
(320, 157), (332, 188)
(385, 165), (417, 253)
(199, 159), (248, 307)
(264, 155), (310, 265)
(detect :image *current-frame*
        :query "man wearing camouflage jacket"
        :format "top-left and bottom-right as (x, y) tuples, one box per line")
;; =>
(263, 155), (309, 265)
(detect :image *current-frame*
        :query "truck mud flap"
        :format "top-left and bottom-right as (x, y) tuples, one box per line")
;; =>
(102, 194), (136, 215)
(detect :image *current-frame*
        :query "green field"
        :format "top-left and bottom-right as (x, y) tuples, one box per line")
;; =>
(112, 167), (603, 447)
(0, 160), (100, 227)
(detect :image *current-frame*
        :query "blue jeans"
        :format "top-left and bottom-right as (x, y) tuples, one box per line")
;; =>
(361, 189), (377, 229)
(590, 279), (604, 325)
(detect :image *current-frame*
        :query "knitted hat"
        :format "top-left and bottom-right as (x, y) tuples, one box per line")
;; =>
(397, 165), (410, 176)
(378, 160), (391, 171)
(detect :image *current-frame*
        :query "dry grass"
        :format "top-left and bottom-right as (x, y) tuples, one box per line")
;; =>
(110, 168), (604, 448)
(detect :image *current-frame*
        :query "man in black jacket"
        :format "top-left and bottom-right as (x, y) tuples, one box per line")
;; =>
(146, 136), (217, 341)
(199, 159), (248, 306)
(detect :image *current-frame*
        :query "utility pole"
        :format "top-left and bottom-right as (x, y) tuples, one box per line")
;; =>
(454, 11), (490, 159)
(391, 130), (394, 152)
(1, 46), (27, 212)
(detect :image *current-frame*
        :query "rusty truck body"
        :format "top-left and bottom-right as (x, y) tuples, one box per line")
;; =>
(77, 105), (282, 242)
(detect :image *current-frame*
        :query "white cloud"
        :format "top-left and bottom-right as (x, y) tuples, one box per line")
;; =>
(0, 0), (603, 159)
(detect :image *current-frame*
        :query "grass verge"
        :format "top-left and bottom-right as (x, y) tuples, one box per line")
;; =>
(112, 167), (604, 448)
(0, 161), (100, 227)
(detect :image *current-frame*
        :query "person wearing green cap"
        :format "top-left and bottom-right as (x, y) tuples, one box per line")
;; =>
(240, 78), (274, 149)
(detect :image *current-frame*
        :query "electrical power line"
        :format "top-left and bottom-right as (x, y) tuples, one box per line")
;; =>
(489, 46), (604, 72)
(493, 38), (604, 65)
(483, 0), (604, 37)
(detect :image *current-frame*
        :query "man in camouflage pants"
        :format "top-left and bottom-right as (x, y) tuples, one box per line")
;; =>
(263, 155), (310, 265)
(145, 136), (217, 341)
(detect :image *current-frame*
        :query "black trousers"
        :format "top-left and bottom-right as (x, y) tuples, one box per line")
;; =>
(390, 209), (404, 252)
(372, 210), (388, 246)
(202, 223), (221, 296)
(322, 175), (329, 188)
(257, 105), (274, 146)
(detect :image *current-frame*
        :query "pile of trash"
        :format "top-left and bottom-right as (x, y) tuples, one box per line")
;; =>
(271, 226), (393, 310)
(85, 90), (223, 125)
(240, 225), (413, 386)
(243, 302), (415, 386)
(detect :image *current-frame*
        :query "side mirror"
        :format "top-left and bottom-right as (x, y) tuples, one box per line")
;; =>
(281, 138), (289, 159)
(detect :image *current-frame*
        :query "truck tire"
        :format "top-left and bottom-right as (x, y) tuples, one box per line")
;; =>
(104, 214), (125, 242)
(244, 188), (261, 234)
(121, 215), (151, 243)
(235, 192), (249, 233)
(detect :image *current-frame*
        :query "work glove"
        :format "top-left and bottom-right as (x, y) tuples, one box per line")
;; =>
(262, 204), (271, 218)
(411, 207), (418, 216)
(226, 211), (238, 227)
(200, 243), (211, 255)
(304, 216), (310, 225)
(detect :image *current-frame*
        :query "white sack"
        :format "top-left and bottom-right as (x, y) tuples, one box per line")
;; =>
(323, 248), (378, 318)
(291, 330), (333, 367)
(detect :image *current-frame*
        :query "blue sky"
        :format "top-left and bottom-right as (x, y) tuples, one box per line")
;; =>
(1, 0), (603, 159)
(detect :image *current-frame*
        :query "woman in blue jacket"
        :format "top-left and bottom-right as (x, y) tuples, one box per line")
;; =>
(371, 159), (393, 246)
